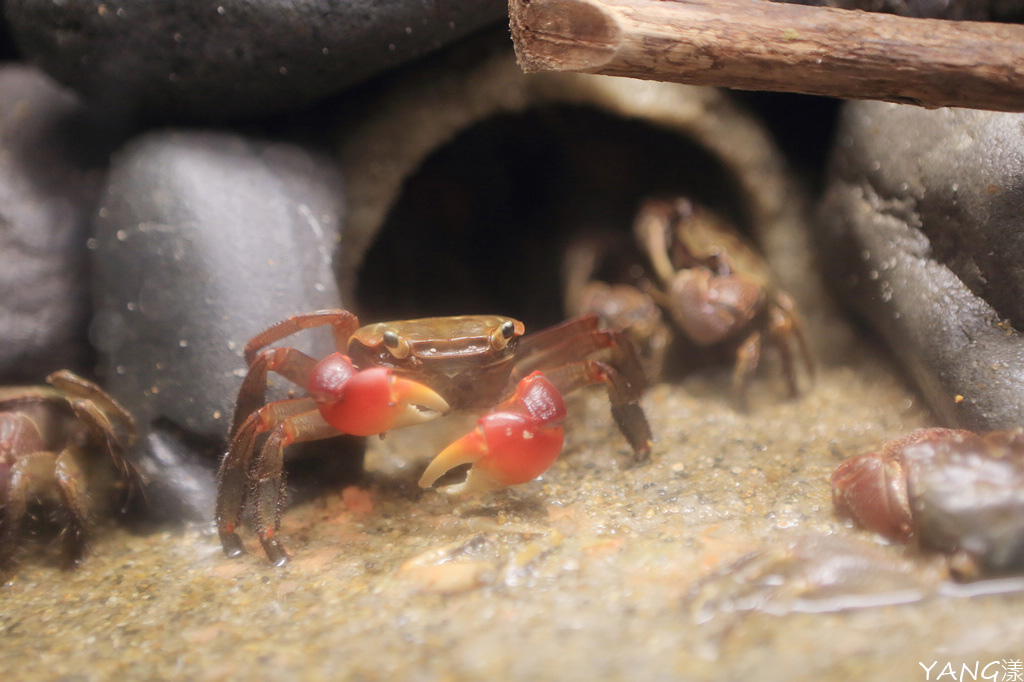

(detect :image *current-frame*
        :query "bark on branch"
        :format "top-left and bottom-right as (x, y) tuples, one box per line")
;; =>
(509, 0), (1024, 112)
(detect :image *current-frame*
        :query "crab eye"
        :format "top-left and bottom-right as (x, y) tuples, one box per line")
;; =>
(489, 321), (517, 350)
(381, 330), (410, 359)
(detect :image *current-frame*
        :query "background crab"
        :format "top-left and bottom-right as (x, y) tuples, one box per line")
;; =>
(216, 309), (652, 565)
(0, 371), (138, 570)
(565, 197), (813, 406)
(832, 427), (1024, 580)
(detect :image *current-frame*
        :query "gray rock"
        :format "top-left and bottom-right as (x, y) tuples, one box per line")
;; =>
(5, 0), (506, 121)
(0, 64), (125, 382)
(817, 101), (1024, 431)
(92, 130), (345, 438)
(91, 130), (348, 517)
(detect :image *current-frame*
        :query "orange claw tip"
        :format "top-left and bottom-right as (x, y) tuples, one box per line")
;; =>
(389, 375), (450, 428)
(419, 411), (565, 496)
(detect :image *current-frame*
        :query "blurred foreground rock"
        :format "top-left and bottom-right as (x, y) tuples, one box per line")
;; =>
(91, 130), (347, 518)
(0, 65), (125, 382)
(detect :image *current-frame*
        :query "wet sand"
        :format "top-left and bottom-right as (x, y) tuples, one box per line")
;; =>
(5, 338), (1022, 682)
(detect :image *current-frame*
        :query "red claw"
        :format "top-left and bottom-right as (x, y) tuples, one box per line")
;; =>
(308, 353), (449, 436)
(831, 451), (913, 542)
(419, 371), (567, 495)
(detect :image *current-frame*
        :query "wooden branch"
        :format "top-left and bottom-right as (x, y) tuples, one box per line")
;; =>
(509, 0), (1024, 112)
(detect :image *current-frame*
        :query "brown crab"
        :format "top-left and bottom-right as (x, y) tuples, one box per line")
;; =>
(216, 309), (652, 565)
(566, 197), (813, 405)
(0, 371), (137, 570)
(832, 427), (1024, 580)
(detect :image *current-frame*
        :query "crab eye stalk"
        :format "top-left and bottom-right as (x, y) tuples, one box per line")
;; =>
(382, 329), (411, 359)
(489, 320), (518, 351)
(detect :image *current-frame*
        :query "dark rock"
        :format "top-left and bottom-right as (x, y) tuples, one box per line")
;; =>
(0, 64), (125, 382)
(817, 101), (1024, 431)
(5, 0), (506, 122)
(0, 11), (16, 59)
(91, 130), (348, 517)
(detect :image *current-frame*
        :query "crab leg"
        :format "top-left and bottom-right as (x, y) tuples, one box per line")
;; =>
(46, 371), (137, 444)
(243, 309), (360, 364)
(217, 398), (319, 560)
(420, 371), (566, 495)
(1, 450), (59, 568)
(54, 445), (91, 568)
(514, 317), (648, 393)
(231, 346), (319, 437)
(512, 322), (652, 463)
(217, 365), (448, 562)
(0, 413), (46, 568)
(542, 360), (653, 463)
(518, 312), (599, 350)
(251, 409), (340, 566)
(65, 395), (139, 485)
(769, 291), (815, 388)
(732, 331), (762, 412)
(231, 309), (360, 433)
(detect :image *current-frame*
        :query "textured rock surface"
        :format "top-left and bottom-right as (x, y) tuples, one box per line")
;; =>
(91, 130), (347, 517)
(0, 64), (125, 382)
(818, 102), (1024, 431)
(4, 0), (506, 121)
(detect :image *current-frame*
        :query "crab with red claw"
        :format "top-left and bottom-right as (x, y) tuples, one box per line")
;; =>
(216, 309), (653, 566)
(832, 427), (1024, 580)
(566, 197), (813, 407)
(0, 371), (138, 571)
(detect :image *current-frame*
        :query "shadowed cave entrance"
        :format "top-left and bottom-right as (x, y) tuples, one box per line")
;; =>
(356, 105), (752, 330)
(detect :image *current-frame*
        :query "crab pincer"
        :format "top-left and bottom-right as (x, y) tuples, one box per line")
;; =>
(308, 353), (450, 436)
(419, 372), (566, 495)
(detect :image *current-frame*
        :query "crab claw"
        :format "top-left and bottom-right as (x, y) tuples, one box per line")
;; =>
(419, 372), (566, 495)
(309, 353), (449, 437)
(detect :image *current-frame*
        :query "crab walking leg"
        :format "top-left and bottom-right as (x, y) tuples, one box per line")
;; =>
(217, 397), (317, 559)
(769, 292), (816, 390)
(543, 360), (653, 463)
(54, 445), (90, 568)
(516, 313), (602, 357)
(217, 367), (449, 561)
(633, 200), (679, 286)
(514, 322), (648, 395)
(230, 347), (319, 437)
(65, 397), (138, 485)
(243, 309), (360, 364)
(732, 331), (762, 412)
(251, 410), (340, 566)
(512, 327), (651, 461)
(46, 371), (136, 443)
(1, 451), (58, 568)
(420, 372), (566, 495)
(0, 385), (68, 411)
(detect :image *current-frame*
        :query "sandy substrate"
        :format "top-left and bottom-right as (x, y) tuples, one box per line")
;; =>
(5, 338), (1023, 682)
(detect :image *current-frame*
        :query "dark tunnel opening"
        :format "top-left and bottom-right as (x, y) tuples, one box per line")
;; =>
(355, 105), (752, 331)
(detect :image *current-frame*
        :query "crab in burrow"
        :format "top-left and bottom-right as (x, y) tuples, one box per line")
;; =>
(216, 309), (652, 565)
(832, 428), (1024, 581)
(565, 197), (813, 407)
(0, 370), (138, 571)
